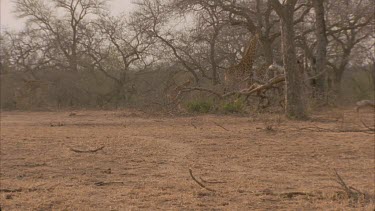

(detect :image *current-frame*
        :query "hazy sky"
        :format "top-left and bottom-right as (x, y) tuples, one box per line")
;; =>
(1, 0), (134, 30)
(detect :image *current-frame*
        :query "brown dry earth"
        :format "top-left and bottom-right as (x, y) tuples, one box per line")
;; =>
(0, 108), (374, 210)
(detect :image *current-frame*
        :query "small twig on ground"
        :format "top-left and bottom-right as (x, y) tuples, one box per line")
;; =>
(199, 176), (226, 184)
(15, 162), (47, 168)
(0, 187), (40, 193)
(213, 122), (230, 131)
(69, 112), (77, 116)
(50, 122), (64, 127)
(295, 126), (374, 134)
(189, 168), (216, 192)
(69, 146), (105, 153)
(348, 186), (364, 195)
(333, 169), (364, 199)
(191, 122), (197, 129)
(333, 169), (352, 195)
(312, 157), (372, 203)
(279, 191), (315, 198)
(0, 188), (22, 193)
(333, 169), (354, 195)
(94, 181), (124, 186)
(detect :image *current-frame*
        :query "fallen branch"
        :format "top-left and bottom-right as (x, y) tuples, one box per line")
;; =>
(94, 181), (124, 186)
(69, 112), (77, 116)
(0, 188), (22, 193)
(296, 126), (336, 132)
(231, 75), (285, 97)
(189, 168), (216, 192)
(199, 176), (227, 184)
(295, 126), (374, 134)
(50, 122), (64, 127)
(334, 169), (353, 194)
(279, 191), (315, 198)
(191, 122), (197, 129)
(213, 122), (230, 131)
(333, 169), (364, 199)
(0, 187), (39, 193)
(69, 146), (105, 153)
(172, 75), (286, 103)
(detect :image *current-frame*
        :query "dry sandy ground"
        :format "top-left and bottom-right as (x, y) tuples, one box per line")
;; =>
(0, 108), (374, 210)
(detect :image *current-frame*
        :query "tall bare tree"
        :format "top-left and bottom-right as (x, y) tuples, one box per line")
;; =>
(312, 0), (328, 100)
(270, 0), (307, 119)
(325, 0), (374, 96)
(4, 28), (52, 79)
(82, 13), (154, 105)
(15, 0), (107, 72)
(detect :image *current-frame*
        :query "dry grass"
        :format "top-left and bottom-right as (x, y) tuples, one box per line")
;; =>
(0, 108), (374, 210)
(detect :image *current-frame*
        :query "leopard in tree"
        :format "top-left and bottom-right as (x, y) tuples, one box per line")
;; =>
(224, 33), (260, 90)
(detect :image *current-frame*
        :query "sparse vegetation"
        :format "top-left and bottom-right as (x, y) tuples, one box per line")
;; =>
(222, 99), (245, 113)
(0, 109), (374, 210)
(186, 101), (213, 113)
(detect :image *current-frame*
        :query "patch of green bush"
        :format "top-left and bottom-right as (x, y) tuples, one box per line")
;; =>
(186, 101), (213, 113)
(222, 99), (245, 113)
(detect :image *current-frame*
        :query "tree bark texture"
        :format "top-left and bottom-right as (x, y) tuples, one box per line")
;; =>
(270, 0), (308, 119)
(312, 0), (328, 100)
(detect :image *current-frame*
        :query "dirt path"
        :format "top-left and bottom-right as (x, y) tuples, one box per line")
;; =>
(0, 108), (374, 210)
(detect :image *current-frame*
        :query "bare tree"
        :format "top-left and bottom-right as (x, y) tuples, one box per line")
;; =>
(82, 13), (154, 106)
(0, 35), (11, 75)
(15, 0), (107, 72)
(311, 0), (328, 100)
(4, 28), (51, 79)
(4, 0), (373, 111)
(325, 0), (374, 96)
(270, 0), (307, 119)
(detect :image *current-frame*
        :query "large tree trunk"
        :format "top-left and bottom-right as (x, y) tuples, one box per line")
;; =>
(333, 67), (344, 97)
(372, 62), (375, 93)
(260, 37), (275, 78)
(331, 49), (350, 99)
(270, 0), (308, 119)
(312, 0), (328, 101)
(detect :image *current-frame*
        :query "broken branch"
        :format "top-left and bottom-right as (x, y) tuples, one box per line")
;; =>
(171, 75), (286, 104)
(191, 122), (197, 129)
(213, 122), (230, 131)
(189, 168), (216, 192)
(69, 146), (105, 153)
(94, 181), (124, 186)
